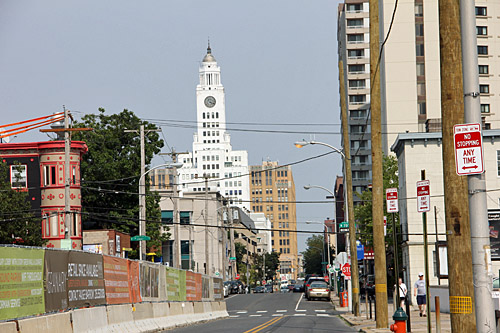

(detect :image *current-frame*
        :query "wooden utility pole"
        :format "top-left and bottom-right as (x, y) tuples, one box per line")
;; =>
(339, 60), (360, 316)
(438, 0), (476, 331)
(40, 109), (92, 250)
(160, 149), (188, 268)
(369, 0), (388, 327)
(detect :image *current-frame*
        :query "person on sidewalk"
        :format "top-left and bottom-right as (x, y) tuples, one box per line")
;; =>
(398, 278), (407, 308)
(414, 272), (426, 317)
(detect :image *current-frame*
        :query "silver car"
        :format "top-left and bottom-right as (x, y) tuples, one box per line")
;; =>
(306, 281), (330, 301)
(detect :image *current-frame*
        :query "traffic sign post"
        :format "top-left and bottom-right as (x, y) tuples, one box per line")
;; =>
(416, 180), (430, 213)
(235, 273), (240, 280)
(386, 188), (398, 213)
(454, 123), (484, 175)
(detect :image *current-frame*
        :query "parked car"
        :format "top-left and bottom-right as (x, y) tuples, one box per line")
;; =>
(306, 281), (330, 301)
(264, 284), (273, 293)
(223, 281), (231, 297)
(304, 276), (326, 295)
(254, 286), (266, 293)
(293, 281), (304, 292)
(280, 284), (289, 293)
(229, 280), (245, 294)
(360, 274), (375, 297)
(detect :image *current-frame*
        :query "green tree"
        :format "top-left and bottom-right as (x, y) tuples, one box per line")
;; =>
(302, 234), (334, 275)
(0, 162), (45, 246)
(354, 155), (399, 247)
(72, 108), (166, 257)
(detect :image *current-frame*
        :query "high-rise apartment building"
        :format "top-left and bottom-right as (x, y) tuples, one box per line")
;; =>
(338, 1), (500, 195)
(337, 1), (373, 199)
(174, 45), (250, 210)
(249, 161), (298, 280)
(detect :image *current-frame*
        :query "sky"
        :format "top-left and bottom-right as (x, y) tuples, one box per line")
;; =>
(0, 0), (343, 252)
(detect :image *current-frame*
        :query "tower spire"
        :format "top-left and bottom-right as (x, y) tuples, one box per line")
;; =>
(207, 37), (211, 54)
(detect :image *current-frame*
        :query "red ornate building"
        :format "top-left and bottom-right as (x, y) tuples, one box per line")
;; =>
(0, 141), (88, 249)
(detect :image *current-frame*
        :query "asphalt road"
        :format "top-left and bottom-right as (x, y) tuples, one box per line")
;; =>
(169, 291), (358, 333)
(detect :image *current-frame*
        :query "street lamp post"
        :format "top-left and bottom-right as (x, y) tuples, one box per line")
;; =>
(295, 140), (360, 316)
(139, 163), (182, 262)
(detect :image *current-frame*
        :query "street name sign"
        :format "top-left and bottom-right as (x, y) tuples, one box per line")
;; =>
(416, 180), (430, 213)
(339, 221), (349, 233)
(386, 188), (398, 213)
(454, 123), (484, 175)
(131, 235), (151, 241)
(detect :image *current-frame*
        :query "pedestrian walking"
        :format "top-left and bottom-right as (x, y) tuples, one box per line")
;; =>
(398, 278), (407, 308)
(414, 272), (426, 317)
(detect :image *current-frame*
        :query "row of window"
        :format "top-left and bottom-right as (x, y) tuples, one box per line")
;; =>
(225, 190), (242, 196)
(202, 112), (219, 119)
(202, 140), (219, 144)
(279, 239), (290, 246)
(224, 181), (242, 187)
(42, 210), (81, 239)
(161, 211), (192, 225)
(202, 122), (219, 128)
(202, 164), (219, 170)
(202, 131), (220, 137)
(9, 164), (81, 189)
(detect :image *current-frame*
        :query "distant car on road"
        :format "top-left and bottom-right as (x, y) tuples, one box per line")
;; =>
(304, 276), (326, 296)
(223, 281), (231, 297)
(293, 281), (304, 292)
(306, 281), (330, 301)
(254, 286), (265, 293)
(264, 284), (273, 293)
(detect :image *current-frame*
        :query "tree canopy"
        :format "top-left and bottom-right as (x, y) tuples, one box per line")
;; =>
(302, 234), (334, 275)
(72, 108), (166, 256)
(354, 154), (399, 247)
(0, 162), (44, 246)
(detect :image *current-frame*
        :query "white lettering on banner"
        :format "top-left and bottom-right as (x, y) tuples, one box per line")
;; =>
(68, 288), (106, 301)
(67, 263), (101, 278)
(46, 272), (67, 294)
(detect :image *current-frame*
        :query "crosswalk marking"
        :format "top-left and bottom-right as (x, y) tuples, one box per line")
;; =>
(257, 310), (268, 313)
(276, 310), (287, 313)
(249, 314), (262, 317)
(317, 314), (330, 317)
(272, 314), (284, 317)
(294, 313), (306, 316)
(295, 309), (306, 312)
(237, 311), (248, 314)
(315, 310), (326, 312)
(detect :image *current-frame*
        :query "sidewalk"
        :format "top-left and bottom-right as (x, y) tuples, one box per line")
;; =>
(331, 294), (451, 332)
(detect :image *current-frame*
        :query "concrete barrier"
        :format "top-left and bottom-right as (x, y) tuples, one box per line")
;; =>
(0, 321), (17, 333)
(152, 302), (171, 330)
(18, 312), (72, 333)
(168, 302), (188, 327)
(72, 306), (108, 333)
(106, 304), (138, 333)
(132, 303), (158, 332)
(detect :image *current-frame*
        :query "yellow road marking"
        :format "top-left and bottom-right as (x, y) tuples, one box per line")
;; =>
(243, 316), (285, 333)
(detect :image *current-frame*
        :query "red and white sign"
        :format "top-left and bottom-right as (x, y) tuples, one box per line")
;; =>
(235, 273), (240, 280)
(324, 275), (329, 283)
(417, 180), (430, 213)
(454, 123), (484, 175)
(386, 188), (398, 213)
(341, 263), (351, 280)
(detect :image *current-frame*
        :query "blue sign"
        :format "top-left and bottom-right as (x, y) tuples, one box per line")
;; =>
(356, 241), (364, 260)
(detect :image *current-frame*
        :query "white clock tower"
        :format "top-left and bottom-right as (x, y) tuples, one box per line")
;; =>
(177, 45), (250, 210)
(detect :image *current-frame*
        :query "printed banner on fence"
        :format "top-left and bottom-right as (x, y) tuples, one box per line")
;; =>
(165, 267), (186, 301)
(0, 247), (45, 320)
(186, 271), (202, 301)
(127, 260), (141, 303)
(202, 275), (211, 300)
(103, 256), (130, 304)
(44, 250), (69, 312)
(212, 277), (223, 300)
(67, 251), (105, 307)
(140, 262), (159, 299)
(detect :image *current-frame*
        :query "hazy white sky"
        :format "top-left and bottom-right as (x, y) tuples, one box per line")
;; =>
(0, 0), (343, 252)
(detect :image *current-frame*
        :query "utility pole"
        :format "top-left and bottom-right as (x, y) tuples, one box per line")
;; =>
(461, 0), (496, 329)
(64, 107), (71, 243)
(438, 0), (476, 331)
(228, 205), (236, 279)
(370, 0), (388, 327)
(40, 107), (92, 250)
(125, 125), (161, 261)
(160, 149), (188, 269)
(339, 60), (360, 316)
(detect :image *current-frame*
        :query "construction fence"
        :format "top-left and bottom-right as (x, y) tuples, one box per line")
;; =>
(0, 245), (223, 321)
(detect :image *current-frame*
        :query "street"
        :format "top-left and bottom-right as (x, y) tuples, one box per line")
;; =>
(169, 292), (357, 333)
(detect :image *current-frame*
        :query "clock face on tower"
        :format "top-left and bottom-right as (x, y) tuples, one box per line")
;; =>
(204, 96), (216, 108)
